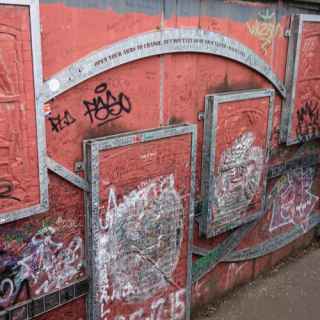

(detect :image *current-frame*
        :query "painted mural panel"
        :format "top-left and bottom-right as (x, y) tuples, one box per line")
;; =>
(281, 14), (320, 145)
(0, 1), (48, 224)
(85, 125), (196, 320)
(192, 143), (320, 285)
(201, 89), (274, 238)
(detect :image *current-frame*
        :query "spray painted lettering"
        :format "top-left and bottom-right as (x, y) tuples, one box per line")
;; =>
(97, 175), (184, 319)
(83, 82), (132, 127)
(48, 110), (76, 133)
(296, 100), (320, 142)
(213, 132), (264, 222)
(0, 179), (20, 202)
(0, 226), (83, 309)
(247, 9), (281, 54)
(269, 167), (319, 232)
(112, 289), (186, 320)
(0, 250), (31, 311)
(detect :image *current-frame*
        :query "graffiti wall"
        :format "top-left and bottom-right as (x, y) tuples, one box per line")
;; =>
(0, 173), (86, 316)
(0, 0), (320, 319)
(201, 90), (274, 237)
(85, 126), (195, 319)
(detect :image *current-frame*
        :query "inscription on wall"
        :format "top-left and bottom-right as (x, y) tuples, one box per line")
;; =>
(42, 28), (286, 103)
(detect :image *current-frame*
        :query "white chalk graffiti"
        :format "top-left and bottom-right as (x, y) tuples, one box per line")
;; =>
(96, 175), (184, 318)
(269, 167), (319, 232)
(111, 289), (186, 320)
(29, 227), (83, 295)
(225, 262), (249, 290)
(213, 132), (264, 221)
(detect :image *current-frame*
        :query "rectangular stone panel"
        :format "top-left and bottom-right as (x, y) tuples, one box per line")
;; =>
(201, 89), (275, 238)
(0, 1), (48, 224)
(281, 14), (320, 145)
(84, 124), (196, 320)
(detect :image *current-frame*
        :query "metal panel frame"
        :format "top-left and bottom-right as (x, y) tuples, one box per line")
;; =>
(224, 211), (320, 262)
(40, 28), (286, 103)
(201, 89), (275, 238)
(280, 14), (320, 145)
(192, 219), (258, 282)
(192, 207), (320, 281)
(0, 0), (48, 224)
(84, 124), (196, 320)
(267, 153), (319, 179)
(46, 157), (89, 192)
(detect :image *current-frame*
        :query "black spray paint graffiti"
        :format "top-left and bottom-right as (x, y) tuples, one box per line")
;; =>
(0, 250), (31, 311)
(0, 180), (20, 202)
(296, 100), (320, 142)
(48, 110), (76, 133)
(82, 82), (132, 127)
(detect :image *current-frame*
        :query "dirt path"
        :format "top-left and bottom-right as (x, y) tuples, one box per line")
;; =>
(194, 243), (320, 320)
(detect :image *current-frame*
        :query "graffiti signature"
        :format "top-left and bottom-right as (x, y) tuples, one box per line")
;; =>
(247, 9), (281, 54)
(296, 100), (320, 142)
(0, 179), (20, 202)
(83, 82), (132, 127)
(48, 110), (76, 133)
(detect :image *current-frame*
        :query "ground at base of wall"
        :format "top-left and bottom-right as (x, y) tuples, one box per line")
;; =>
(193, 239), (320, 320)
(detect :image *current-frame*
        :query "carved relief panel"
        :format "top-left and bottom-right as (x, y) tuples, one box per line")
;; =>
(201, 89), (275, 238)
(281, 14), (320, 145)
(85, 124), (196, 320)
(0, 0), (48, 224)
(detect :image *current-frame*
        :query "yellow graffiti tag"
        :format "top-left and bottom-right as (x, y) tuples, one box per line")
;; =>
(247, 9), (282, 55)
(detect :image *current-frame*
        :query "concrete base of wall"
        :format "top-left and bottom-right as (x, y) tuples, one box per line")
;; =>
(191, 228), (316, 318)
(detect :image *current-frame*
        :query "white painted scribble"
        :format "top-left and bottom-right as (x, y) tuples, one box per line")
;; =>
(30, 228), (83, 295)
(97, 174), (184, 317)
(110, 289), (186, 320)
(225, 262), (249, 290)
(269, 167), (319, 232)
(213, 132), (264, 222)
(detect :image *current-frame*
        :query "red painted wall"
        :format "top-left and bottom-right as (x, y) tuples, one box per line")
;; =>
(0, 1), (320, 319)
